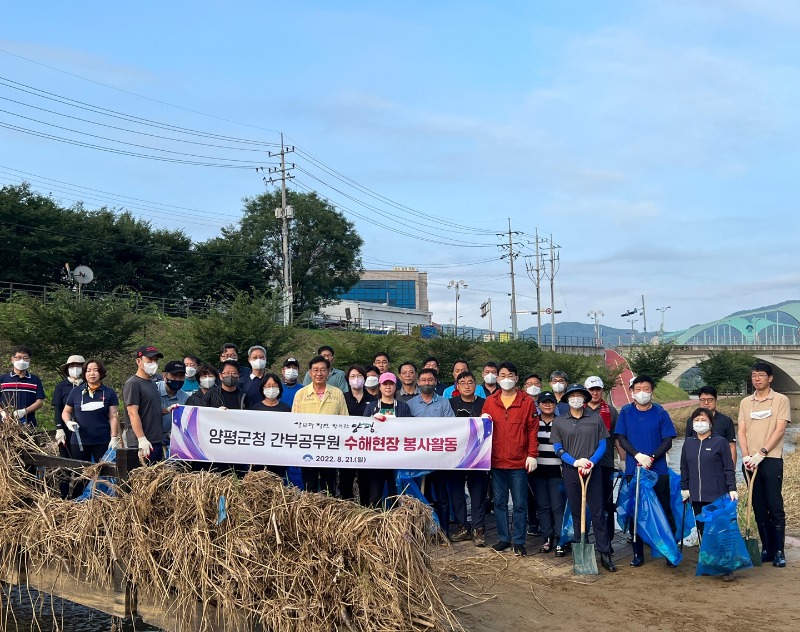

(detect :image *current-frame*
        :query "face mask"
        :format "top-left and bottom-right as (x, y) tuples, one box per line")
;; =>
(250, 358), (266, 371)
(551, 382), (565, 394)
(498, 378), (516, 391)
(284, 368), (298, 381)
(633, 391), (652, 405)
(526, 385), (541, 397)
(221, 375), (238, 387)
(13, 360), (29, 371)
(143, 361), (159, 376)
(693, 422), (711, 434)
(349, 376), (365, 389)
(185, 366), (197, 378)
(568, 397), (585, 410)
(68, 366), (83, 379)
(167, 380), (185, 392)
(419, 384), (436, 395)
(483, 373), (497, 385)
(199, 376), (216, 389)
(263, 387), (280, 399)
(365, 376), (380, 388)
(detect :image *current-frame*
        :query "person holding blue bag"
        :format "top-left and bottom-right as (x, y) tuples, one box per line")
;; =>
(680, 407), (739, 581)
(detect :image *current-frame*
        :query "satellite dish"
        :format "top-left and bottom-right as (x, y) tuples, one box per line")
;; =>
(72, 265), (94, 285)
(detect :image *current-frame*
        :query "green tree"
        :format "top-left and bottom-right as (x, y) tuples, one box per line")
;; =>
(536, 351), (603, 386)
(238, 190), (363, 317)
(186, 291), (294, 365)
(698, 350), (758, 393)
(421, 334), (480, 375)
(478, 339), (542, 378)
(0, 289), (147, 368)
(332, 332), (422, 373)
(627, 343), (677, 385)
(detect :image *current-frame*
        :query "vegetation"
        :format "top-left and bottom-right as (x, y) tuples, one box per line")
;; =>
(627, 342), (677, 384)
(698, 350), (759, 394)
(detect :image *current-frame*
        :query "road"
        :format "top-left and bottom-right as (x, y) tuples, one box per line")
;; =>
(604, 348), (632, 408)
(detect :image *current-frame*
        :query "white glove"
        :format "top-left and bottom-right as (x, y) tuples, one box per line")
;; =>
(65, 420), (80, 433)
(729, 491), (739, 501)
(635, 453), (653, 469)
(579, 460), (594, 476)
(742, 455), (753, 469)
(573, 458), (590, 470)
(681, 490), (690, 502)
(14, 409), (27, 420)
(481, 413), (492, 421)
(747, 453), (765, 470)
(55, 429), (66, 445)
(108, 436), (121, 450)
(137, 436), (153, 457)
(525, 457), (537, 473)
(373, 413), (387, 422)
(0, 410), (7, 421)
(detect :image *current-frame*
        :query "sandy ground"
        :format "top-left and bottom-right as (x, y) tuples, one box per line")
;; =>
(435, 535), (799, 632)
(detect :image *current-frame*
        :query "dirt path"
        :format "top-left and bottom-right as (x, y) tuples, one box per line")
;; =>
(437, 536), (799, 632)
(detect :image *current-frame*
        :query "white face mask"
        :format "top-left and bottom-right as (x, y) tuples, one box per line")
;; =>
(250, 358), (266, 371)
(349, 376), (365, 389)
(568, 396), (585, 410)
(483, 372), (497, 385)
(13, 360), (30, 371)
(633, 391), (652, 405)
(365, 376), (380, 388)
(551, 382), (565, 394)
(68, 366), (83, 379)
(142, 361), (159, 376)
(185, 366), (197, 378)
(693, 422), (711, 434)
(284, 368), (298, 381)
(526, 385), (541, 397)
(263, 387), (280, 399)
(199, 376), (216, 389)
(498, 378), (516, 391)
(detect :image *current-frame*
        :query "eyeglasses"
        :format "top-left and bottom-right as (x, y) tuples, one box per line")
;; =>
(698, 398), (715, 404)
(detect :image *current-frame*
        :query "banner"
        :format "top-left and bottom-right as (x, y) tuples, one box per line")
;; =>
(169, 406), (492, 470)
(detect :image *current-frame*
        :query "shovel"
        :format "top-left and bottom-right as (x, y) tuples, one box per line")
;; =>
(573, 470), (599, 575)
(743, 466), (762, 567)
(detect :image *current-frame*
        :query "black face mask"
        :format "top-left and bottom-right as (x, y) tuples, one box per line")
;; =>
(166, 380), (185, 392)
(419, 384), (436, 395)
(221, 375), (238, 387)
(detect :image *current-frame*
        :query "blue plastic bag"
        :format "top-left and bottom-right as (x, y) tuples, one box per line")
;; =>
(695, 494), (753, 576)
(74, 448), (117, 502)
(559, 498), (591, 546)
(395, 470), (440, 526)
(669, 468), (696, 541)
(617, 468), (682, 565)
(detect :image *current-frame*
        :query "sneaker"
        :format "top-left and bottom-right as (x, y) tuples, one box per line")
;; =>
(513, 544), (527, 557)
(721, 572), (735, 582)
(492, 541), (511, 552)
(473, 527), (486, 547)
(526, 526), (540, 537)
(450, 525), (471, 543)
(555, 545), (565, 558)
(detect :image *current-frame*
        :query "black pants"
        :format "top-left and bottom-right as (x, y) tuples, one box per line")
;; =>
(368, 469), (398, 507)
(744, 458), (785, 555)
(563, 466), (610, 554)
(423, 471), (451, 535)
(600, 465), (617, 540)
(339, 468), (358, 501)
(302, 467), (337, 494)
(449, 470), (489, 530)
(627, 472), (675, 559)
(691, 501), (710, 537)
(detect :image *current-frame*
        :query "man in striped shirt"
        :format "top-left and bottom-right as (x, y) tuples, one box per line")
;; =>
(1, 345), (45, 425)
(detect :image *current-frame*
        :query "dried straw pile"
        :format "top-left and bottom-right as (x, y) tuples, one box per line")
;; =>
(0, 420), (460, 631)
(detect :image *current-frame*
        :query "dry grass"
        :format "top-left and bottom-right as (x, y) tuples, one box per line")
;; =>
(0, 418), (461, 631)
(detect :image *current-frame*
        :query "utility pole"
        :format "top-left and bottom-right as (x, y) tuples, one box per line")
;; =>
(448, 280), (467, 335)
(543, 234), (561, 351)
(587, 310), (604, 346)
(524, 229), (547, 345)
(640, 294), (648, 343)
(498, 219), (522, 339)
(266, 134), (295, 326)
(657, 306), (671, 335)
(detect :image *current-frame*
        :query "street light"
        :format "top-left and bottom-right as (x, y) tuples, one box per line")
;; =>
(448, 280), (468, 336)
(657, 306), (671, 335)
(627, 318), (638, 343)
(588, 310), (604, 346)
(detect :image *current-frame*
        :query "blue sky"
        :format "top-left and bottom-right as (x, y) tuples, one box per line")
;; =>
(2, 1), (799, 336)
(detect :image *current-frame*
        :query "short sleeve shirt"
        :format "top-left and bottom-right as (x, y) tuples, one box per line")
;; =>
(738, 390), (791, 458)
(615, 403), (677, 475)
(551, 410), (609, 461)
(66, 384), (119, 444)
(123, 375), (162, 445)
(0, 371), (46, 425)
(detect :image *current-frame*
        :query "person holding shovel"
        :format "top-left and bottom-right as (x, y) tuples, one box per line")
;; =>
(552, 384), (616, 572)
(680, 407), (738, 581)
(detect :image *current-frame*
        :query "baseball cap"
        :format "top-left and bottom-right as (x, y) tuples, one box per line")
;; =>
(283, 357), (300, 368)
(537, 391), (558, 404)
(163, 360), (186, 374)
(584, 376), (604, 389)
(136, 346), (163, 359)
(378, 372), (397, 384)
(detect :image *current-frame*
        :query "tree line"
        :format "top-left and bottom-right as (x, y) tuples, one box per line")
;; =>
(0, 183), (363, 317)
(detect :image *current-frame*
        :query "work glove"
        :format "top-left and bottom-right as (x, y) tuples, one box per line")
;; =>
(65, 420), (80, 433)
(634, 453), (653, 469)
(742, 455), (753, 469)
(573, 458), (590, 470)
(14, 409), (27, 421)
(137, 436), (153, 457)
(525, 457), (537, 473)
(373, 413), (387, 422)
(729, 491), (739, 501)
(681, 490), (690, 502)
(108, 436), (121, 450)
(579, 460), (594, 476)
(55, 429), (66, 445)
(746, 453), (764, 470)
(481, 413), (492, 422)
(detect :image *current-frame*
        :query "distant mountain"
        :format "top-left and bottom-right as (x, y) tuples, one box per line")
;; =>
(520, 321), (643, 348)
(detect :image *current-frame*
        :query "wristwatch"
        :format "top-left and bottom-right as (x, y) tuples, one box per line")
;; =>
(760, 448), (769, 455)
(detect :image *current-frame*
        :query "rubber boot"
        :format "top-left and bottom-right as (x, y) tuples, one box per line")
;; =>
(757, 522), (774, 563)
(773, 524), (786, 568)
(630, 538), (644, 567)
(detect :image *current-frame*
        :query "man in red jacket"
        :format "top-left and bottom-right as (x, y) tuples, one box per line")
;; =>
(482, 361), (539, 556)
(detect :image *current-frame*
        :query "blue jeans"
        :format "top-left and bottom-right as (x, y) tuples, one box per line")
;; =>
(492, 468), (528, 545)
